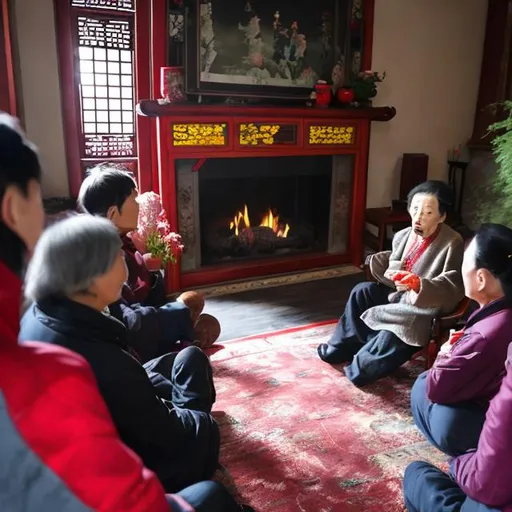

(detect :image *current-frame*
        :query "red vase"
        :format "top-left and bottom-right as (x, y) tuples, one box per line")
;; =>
(336, 88), (355, 104)
(314, 84), (332, 108)
(143, 253), (163, 271)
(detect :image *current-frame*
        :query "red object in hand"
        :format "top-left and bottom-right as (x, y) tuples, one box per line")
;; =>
(399, 273), (421, 293)
(391, 271), (409, 283)
(337, 88), (355, 104)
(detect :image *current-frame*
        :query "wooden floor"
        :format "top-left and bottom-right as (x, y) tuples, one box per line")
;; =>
(204, 273), (364, 342)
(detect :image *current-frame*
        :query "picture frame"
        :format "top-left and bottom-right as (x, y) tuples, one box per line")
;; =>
(184, 0), (352, 100)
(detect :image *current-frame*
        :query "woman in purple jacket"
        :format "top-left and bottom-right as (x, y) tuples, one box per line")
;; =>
(411, 224), (512, 457)
(403, 342), (512, 512)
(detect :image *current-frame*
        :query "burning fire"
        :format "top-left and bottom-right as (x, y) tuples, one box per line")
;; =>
(229, 204), (290, 238)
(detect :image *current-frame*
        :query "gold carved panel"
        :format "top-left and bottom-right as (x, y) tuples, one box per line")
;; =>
(308, 125), (355, 145)
(239, 123), (297, 146)
(172, 123), (227, 147)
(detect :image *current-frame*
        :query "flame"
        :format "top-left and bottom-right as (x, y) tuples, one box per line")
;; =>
(229, 204), (250, 236)
(229, 204), (290, 238)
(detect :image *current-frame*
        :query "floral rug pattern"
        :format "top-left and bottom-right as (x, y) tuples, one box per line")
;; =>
(209, 322), (447, 512)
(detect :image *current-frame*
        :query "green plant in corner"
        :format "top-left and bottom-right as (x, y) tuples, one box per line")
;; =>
(477, 101), (512, 227)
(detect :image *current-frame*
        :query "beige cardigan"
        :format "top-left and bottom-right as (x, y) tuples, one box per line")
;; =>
(364, 223), (465, 347)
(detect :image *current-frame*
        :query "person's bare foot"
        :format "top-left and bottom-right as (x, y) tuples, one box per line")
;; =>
(194, 313), (221, 349)
(176, 291), (205, 325)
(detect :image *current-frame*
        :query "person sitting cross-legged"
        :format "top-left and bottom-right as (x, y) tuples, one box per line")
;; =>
(411, 223), (512, 457)
(403, 340), (512, 512)
(317, 180), (465, 386)
(20, 215), (221, 495)
(77, 164), (220, 362)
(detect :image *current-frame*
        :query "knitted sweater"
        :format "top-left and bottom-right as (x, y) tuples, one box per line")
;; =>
(365, 223), (464, 347)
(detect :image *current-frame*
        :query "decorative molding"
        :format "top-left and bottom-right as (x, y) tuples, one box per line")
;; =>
(138, 101), (397, 122)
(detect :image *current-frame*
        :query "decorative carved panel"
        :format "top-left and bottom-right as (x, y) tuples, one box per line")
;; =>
(308, 125), (356, 145)
(71, 0), (135, 11)
(171, 123), (227, 147)
(238, 123), (297, 147)
(328, 155), (353, 254)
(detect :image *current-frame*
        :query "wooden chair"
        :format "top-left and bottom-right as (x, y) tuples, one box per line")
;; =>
(362, 261), (470, 370)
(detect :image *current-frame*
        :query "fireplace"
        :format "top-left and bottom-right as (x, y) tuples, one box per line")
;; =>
(137, 101), (396, 290)
(176, 155), (353, 272)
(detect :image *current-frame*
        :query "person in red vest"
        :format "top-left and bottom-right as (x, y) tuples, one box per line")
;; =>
(0, 112), (251, 512)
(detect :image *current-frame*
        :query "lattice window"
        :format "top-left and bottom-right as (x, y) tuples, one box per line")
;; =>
(77, 16), (135, 158)
(71, 0), (135, 12)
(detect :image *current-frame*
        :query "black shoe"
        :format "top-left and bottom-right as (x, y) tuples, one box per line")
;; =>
(317, 343), (351, 364)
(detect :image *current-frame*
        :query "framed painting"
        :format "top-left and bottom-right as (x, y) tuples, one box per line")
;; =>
(184, 0), (352, 99)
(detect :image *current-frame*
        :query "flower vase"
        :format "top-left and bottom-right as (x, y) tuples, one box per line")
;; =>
(353, 83), (378, 104)
(143, 253), (163, 271)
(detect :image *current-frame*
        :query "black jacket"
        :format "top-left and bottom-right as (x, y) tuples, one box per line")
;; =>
(19, 296), (219, 492)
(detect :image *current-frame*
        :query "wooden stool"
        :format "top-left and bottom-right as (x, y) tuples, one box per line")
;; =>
(365, 207), (410, 252)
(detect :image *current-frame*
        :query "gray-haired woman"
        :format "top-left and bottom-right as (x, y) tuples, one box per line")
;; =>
(19, 215), (228, 499)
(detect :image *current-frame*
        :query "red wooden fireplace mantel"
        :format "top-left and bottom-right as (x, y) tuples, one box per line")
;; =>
(137, 101), (396, 291)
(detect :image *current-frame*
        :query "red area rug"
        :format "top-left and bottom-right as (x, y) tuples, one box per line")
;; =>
(210, 321), (447, 512)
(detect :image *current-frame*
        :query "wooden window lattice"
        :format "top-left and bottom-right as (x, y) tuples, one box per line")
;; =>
(77, 16), (135, 158)
(71, 0), (135, 12)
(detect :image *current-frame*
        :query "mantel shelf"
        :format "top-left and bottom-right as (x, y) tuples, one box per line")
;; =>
(136, 100), (397, 122)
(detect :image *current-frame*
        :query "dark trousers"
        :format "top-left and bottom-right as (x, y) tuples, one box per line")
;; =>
(411, 372), (487, 457)
(144, 346), (216, 414)
(403, 461), (500, 512)
(326, 282), (419, 386)
(157, 301), (196, 350)
(146, 347), (220, 492)
(170, 481), (244, 512)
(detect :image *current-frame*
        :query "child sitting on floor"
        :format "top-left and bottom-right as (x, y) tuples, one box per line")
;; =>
(78, 164), (220, 362)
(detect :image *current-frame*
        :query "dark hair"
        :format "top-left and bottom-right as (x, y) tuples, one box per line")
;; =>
(77, 163), (137, 217)
(407, 180), (453, 216)
(474, 223), (512, 301)
(0, 113), (42, 274)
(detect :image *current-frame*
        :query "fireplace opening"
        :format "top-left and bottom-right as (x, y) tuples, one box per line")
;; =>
(198, 156), (332, 265)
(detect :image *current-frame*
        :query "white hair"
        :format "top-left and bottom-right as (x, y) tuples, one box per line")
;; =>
(24, 215), (122, 302)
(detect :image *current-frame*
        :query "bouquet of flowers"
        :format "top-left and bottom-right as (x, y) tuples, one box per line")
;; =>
(132, 192), (184, 268)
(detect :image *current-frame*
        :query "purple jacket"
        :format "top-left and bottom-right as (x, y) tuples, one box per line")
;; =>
(427, 299), (512, 406)
(451, 342), (512, 510)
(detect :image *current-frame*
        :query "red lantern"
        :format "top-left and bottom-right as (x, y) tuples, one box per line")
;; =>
(314, 84), (332, 108)
(336, 88), (355, 104)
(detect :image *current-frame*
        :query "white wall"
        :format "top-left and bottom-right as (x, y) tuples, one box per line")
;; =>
(13, 0), (69, 197)
(12, 0), (488, 201)
(367, 0), (488, 207)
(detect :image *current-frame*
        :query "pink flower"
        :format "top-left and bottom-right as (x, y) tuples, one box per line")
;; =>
(251, 53), (264, 68)
(130, 192), (185, 264)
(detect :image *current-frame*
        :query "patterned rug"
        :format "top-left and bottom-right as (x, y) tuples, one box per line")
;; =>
(209, 321), (447, 512)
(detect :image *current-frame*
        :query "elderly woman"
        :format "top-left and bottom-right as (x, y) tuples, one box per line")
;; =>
(19, 215), (221, 495)
(411, 223), (512, 457)
(318, 180), (465, 386)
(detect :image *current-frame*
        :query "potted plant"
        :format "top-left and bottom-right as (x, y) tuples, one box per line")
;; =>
(476, 101), (512, 226)
(351, 70), (386, 104)
(131, 192), (184, 270)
